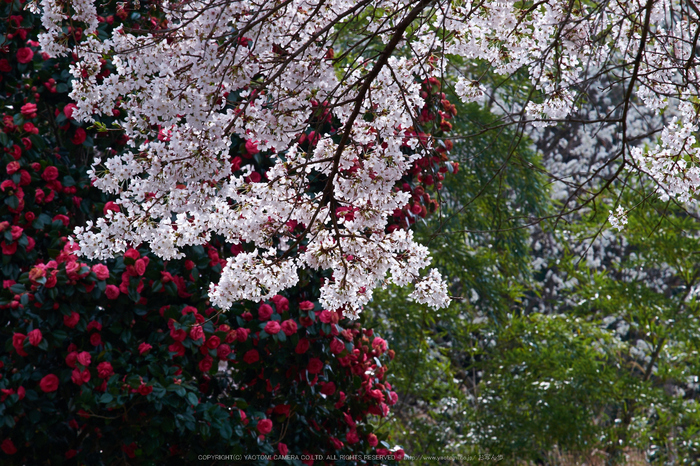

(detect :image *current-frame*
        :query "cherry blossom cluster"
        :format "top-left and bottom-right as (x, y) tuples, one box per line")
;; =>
(34, 0), (464, 316)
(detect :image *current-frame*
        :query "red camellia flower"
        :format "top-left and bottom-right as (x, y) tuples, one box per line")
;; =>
(1, 438), (17, 455)
(138, 384), (153, 396)
(71, 368), (91, 386)
(330, 438), (344, 450)
(90, 333), (102, 346)
(28, 329), (42, 346)
(71, 127), (87, 145)
(346, 429), (359, 445)
(257, 418), (272, 435)
(66, 352), (78, 368)
(307, 358), (323, 374)
(258, 303), (273, 320)
(63, 103), (77, 119)
(63, 311), (80, 328)
(138, 342), (152, 354)
(295, 338), (310, 354)
(97, 361), (114, 379)
(40, 374), (59, 392)
(198, 356), (213, 372)
(281, 319), (297, 336)
(320, 381), (336, 397)
(243, 349), (259, 364)
(1, 241), (17, 256)
(264, 320), (281, 335)
(0, 59), (11, 72)
(189, 325), (204, 341)
(216, 344), (231, 359)
(134, 258), (146, 275)
(12, 333), (27, 356)
(105, 284), (120, 299)
(16, 47), (34, 64)
(205, 335), (220, 349)
(271, 294), (289, 312)
(123, 248), (140, 262)
(367, 433), (378, 447)
(103, 201), (120, 214)
(330, 338), (345, 354)
(235, 327), (250, 342)
(278, 443), (288, 456)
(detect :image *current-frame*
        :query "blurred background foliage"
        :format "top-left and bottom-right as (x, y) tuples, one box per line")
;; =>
(367, 81), (700, 465)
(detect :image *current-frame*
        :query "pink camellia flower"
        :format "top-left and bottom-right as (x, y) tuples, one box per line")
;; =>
(281, 319), (297, 336)
(138, 342), (152, 354)
(258, 303), (273, 320)
(105, 284), (120, 300)
(40, 374), (59, 392)
(16, 47), (34, 64)
(299, 300), (315, 311)
(6, 161), (20, 175)
(76, 351), (91, 367)
(257, 418), (272, 434)
(92, 264), (110, 280)
(96, 361), (114, 379)
(20, 103), (37, 117)
(28, 329), (42, 346)
(264, 320), (281, 335)
(10, 226), (22, 240)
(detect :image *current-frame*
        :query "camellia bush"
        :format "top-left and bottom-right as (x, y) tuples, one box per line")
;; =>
(0, 0), (458, 463)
